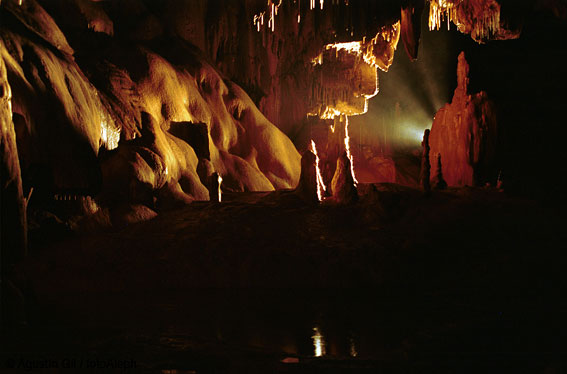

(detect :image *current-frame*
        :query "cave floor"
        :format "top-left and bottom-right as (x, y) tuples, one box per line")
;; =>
(2, 185), (566, 373)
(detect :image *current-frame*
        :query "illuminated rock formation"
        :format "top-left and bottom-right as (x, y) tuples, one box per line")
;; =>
(0, 44), (27, 260)
(0, 0), (301, 219)
(208, 0), (406, 136)
(99, 112), (210, 209)
(309, 44), (378, 118)
(309, 22), (400, 119)
(428, 0), (521, 43)
(330, 151), (358, 204)
(429, 52), (498, 187)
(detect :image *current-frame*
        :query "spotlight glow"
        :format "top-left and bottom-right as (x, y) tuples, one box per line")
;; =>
(403, 123), (431, 143)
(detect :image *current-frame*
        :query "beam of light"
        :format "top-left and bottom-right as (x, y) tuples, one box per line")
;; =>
(400, 123), (432, 144)
(310, 140), (327, 201)
(311, 327), (326, 357)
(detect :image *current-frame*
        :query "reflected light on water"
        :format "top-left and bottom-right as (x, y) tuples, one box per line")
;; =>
(312, 327), (326, 357)
(349, 337), (358, 357)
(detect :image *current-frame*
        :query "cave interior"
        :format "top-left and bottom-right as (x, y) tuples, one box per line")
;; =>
(1, 0), (567, 372)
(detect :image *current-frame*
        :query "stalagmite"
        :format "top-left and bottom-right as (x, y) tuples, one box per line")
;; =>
(209, 172), (222, 203)
(310, 140), (327, 201)
(294, 149), (320, 204)
(433, 154), (447, 190)
(496, 170), (504, 190)
(429, 52), (498, 186)
(330, 151), (358, 204)
(344, 116), (358, 185)
(420, 129), (431, 194)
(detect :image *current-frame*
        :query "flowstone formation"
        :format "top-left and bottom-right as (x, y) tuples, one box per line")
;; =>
(0, 46), (26, 260)
(429, 52), (498, 187)
(0, 0), (301, 227)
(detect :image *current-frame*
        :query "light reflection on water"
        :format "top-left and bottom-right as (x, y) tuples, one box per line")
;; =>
(311, 326), (326, 357)
(152, 291), (393, 361)
(349, 336), (358, 357)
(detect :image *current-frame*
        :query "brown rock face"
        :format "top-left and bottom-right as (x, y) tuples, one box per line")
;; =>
(429, 52), (498, 187)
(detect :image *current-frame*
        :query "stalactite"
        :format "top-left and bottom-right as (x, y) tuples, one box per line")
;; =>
(254, 0), (344, 33)
(428, 0), (508, 43)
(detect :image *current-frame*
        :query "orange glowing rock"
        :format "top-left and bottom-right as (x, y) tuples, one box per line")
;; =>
(368, 21), (401, 73)
(429, 52), (498, 186)
(309, 44), (377, 118)
(308, 22), (400, 120)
